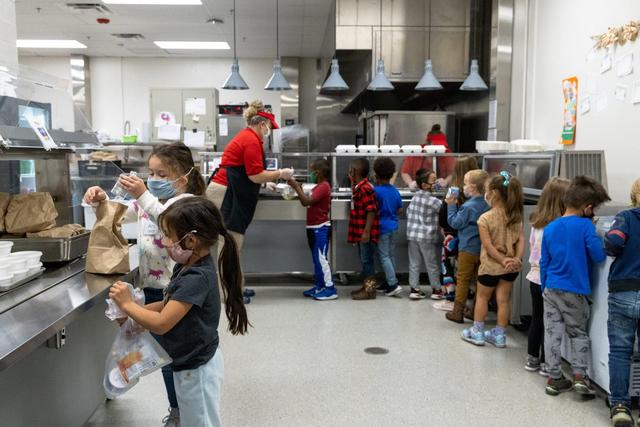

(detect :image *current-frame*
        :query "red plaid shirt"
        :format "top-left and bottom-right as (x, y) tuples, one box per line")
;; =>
(348, 179), (380, 244)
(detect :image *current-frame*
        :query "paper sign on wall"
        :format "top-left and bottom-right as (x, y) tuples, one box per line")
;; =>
(154, 111), (176, 127)
(632, 81), (640, 104)
(183, 130), (206, 148)
(185, 98), (206, 116)
(596, 96), (608, 113)
(614, 84), (628, 102)
(219, 117), (229, 136)
(579, 95), (591, 115)
(561, 76), (578, 145)
(157, 124), (181, 141)
(616, 53), (634, 77)
(28, 117), (57, 150)
(601, 50), (613, 74)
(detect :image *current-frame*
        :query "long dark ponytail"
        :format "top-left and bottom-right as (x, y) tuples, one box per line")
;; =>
(158, 196), (249, 335)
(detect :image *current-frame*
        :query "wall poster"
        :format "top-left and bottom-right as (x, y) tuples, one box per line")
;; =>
(561, 76), (578, 145)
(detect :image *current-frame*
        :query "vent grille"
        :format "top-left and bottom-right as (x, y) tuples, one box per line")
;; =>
(561, 151), (606, 188)
(65, 3), (112, 14)
(112, 34), (145, 40)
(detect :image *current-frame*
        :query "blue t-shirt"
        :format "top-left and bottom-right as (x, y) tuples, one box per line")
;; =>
(374, 184), (403, 235)
(540, 215), (606, 296)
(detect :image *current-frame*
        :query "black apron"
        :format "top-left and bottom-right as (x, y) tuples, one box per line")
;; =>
(220, 150), (266, 235)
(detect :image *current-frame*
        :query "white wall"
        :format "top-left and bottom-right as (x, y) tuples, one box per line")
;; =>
(90, 57), (282, 139)
(518, 0), (640, 203)
(0, 0), (17, 67)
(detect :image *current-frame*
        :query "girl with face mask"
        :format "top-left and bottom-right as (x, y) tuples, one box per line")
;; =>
(83, 142), (205, 426)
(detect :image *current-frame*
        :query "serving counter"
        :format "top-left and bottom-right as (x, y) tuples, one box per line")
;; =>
(0, 249), (139, 427)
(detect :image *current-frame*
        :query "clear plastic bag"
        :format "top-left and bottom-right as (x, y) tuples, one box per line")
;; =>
(103, 318), (172, 398)
(105, 282), (145, 321)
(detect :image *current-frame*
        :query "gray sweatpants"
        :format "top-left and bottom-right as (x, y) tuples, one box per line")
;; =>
(408, 240), (442, 290)
(543, 288), (590, 379)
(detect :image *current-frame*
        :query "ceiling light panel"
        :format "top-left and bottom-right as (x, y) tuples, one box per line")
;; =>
(154, 41), (230, 50)
(102, 0), (202, 5)
(16, 39), (87, 49)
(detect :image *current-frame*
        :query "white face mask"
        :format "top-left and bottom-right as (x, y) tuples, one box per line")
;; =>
(484, 193), (491, 206)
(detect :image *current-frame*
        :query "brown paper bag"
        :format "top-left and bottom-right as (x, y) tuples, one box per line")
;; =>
(86, 201), (130, 274)
(27, 224), (86, 238)
(5, 192), (58, 234)
(0, 192), (11, 233)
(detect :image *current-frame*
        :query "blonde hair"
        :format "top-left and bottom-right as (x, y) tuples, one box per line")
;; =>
(243, 99), (269, 127)
(530, 177), (570, 229)
(631, 178), (640, 207)
(465, 169), (489, 195)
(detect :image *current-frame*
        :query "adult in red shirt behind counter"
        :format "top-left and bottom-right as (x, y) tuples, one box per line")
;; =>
(400, 123), (455, 190)
(206, 100), (294, 251)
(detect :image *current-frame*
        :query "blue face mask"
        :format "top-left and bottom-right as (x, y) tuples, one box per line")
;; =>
(147, 178), (177, 199)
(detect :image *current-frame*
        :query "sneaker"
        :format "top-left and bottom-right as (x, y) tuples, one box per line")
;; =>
(525, 356), (541, 372)
(377, 282), (391, 293)
(314, 286), (338, 301)
(484, 330), (506, 348)
(538, 364), (550, 377)
(409, 288), (427, 300)
(461, 326), (485, 346)
(243, 296), (251, 304)
(545, 376), (573, 396)
(385, 284), (403, 297)
(432, 300), (454, 312)
(162, 407), (180, 427)
(430, 288), (446, 300)
(303, 286), (322, 297)
(610, 404), (633, 427)
(573, 374), (597, 397)
(243, 288), (256, 298)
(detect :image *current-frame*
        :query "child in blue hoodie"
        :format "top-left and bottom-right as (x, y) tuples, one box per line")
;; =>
(605, 178), (640, 427)
(540, 176), (610, 398)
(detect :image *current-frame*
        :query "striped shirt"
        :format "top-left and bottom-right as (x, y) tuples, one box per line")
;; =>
(406, 190), (443, 243)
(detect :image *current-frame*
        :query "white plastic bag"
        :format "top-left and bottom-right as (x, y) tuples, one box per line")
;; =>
(103, 318), (172, 398)
(105, 282), (145, 321)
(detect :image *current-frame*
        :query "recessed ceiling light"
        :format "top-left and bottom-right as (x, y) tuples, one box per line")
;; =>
(154, 41), (230, 50)
(103, 0), (202, 4)
(16, 40), (87, 49)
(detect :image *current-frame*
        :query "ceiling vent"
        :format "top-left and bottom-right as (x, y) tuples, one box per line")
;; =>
(112, 34), (145, 40)
(65, 3), (112, 14)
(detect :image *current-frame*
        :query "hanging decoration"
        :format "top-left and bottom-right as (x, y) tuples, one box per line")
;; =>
(561, 76), (578, 145)
(593, 21), (640, 49)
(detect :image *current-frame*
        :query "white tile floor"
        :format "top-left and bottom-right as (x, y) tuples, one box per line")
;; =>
(86, 286), (611, 427)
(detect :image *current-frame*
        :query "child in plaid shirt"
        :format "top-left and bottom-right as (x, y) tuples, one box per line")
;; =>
(406, 169), (444, 300)
(348, 158), (380, 300)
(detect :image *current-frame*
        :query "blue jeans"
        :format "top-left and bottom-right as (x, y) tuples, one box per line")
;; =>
(174, 348), (224, 427)
(377, 231), (398, 287)
(608, 291), (640, 407)
(358, 241), (376, 279)
(144, 287), (179, 409)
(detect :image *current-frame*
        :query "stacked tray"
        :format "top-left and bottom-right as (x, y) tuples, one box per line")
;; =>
(0, 231), (91, 262)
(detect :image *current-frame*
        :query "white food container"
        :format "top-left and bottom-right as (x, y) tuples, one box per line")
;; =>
(10, 251), (43, 267)
(424, 145), (446, 154)
(0, 241), (13, 256)
(357, 145), (380, 153)
(0, 264), (11, 276)
(379, 145), (401, 154)
(12, 268), (29, 281)
(335, 145), (357, 153)
(8, 258), (28, 271)
(402, 145), (424, 154)
(28, 263), (43, 275)
(476, 140), (510, 153)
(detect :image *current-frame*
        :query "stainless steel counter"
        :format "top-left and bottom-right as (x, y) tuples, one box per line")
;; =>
(0, 253), (139, 371)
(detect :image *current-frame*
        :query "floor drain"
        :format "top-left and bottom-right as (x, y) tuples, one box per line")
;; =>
(364, 347), (389, 355)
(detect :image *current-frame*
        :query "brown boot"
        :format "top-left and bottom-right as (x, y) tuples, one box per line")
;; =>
(464, 304), (475, 321)
(445, 302), (464, 323)
(352, 277), (377, 300)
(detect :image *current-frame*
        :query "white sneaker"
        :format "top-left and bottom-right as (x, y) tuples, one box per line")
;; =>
(162, 407), (180, 427)
(432, 300), (454, 312)
(385, 285), (403, 297)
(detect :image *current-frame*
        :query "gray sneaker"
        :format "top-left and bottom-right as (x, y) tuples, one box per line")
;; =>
(162, 407), (180, 427)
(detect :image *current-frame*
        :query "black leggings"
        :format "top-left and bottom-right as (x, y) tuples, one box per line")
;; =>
(527, 281), (545, 361)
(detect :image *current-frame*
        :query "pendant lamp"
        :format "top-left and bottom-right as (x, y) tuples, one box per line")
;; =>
(265, 0), (291, 91)
(416, 1), (442, 91)
(367, 0), (393, 91)
(460, 0), (488, 91)
(322, 58), (349, 91)
(222, 0), (249, 90)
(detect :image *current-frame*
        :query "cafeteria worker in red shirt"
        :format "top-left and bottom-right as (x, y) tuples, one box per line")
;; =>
(206, 100), (294, 250)
(400, 123), (455, 190)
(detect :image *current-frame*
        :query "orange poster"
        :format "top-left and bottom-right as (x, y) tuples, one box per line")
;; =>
(561, 77), (578, 145)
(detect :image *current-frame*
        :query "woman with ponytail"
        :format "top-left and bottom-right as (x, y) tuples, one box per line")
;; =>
(109, 196), (249, 427)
